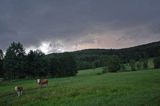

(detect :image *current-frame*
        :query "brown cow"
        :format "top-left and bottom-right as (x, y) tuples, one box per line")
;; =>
(15, 86), (23, 96)
(37, 79), (48, 87)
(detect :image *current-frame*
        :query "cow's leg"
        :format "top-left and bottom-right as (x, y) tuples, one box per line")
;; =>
(20, 91), (23, 96)
(42, 84), (46, 87)
(17, 91), (20, 96)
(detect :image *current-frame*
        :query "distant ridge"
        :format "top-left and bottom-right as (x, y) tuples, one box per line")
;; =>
(47, 41), (160, 70)
(72, 40), (160, 53)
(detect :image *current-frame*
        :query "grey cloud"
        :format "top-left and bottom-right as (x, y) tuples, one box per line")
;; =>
(0, 0), (160, 53)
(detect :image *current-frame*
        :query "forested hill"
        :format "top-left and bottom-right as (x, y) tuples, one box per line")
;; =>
(47, 41), (160, 70)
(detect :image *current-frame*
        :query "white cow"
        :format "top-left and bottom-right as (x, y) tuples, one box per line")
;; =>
(15, 86), (23, 96)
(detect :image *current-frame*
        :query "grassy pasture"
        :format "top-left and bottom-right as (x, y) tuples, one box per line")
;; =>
(0, 68), (160, 106)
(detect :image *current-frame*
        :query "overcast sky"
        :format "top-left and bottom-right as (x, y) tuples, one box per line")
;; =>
(0, 0), (160, 54)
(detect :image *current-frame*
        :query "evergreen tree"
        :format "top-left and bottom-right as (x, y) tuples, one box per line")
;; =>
(49, 57), (60, 77)
(3, 42), (26, 79)
(26, 50), (46, 78)
(48, 53), (77, 77)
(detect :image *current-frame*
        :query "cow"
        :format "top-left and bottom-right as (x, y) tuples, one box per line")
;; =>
(15, 86), (23, 96)
(37, 79), (48, 87)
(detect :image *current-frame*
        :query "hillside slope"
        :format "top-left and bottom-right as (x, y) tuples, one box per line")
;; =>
(47, 41), (160, 70)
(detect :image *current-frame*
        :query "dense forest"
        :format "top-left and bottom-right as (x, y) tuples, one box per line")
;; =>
(0, 42), (77, 79)
(0, 41), (160, 80)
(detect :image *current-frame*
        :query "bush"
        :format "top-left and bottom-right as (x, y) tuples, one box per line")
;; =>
(102, 67), (108, 73)
(120, 64), (126, 72)
(103, 55), (121, 73)
(141, 59), (148, 69)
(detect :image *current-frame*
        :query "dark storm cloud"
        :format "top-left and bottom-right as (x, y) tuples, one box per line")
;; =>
(0, 0), (160, 53)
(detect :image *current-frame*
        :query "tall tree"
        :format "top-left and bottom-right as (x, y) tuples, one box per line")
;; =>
(26, 50), (46, 78)
(0, 49), (3, 77)
(3, 42), (26, 79)
(60, 53), (77, 76)
(49, 53), (77, 77)
(49, 57), (60, 77)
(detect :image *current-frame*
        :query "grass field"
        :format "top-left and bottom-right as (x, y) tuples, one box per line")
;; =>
(0, 68), (160, 106)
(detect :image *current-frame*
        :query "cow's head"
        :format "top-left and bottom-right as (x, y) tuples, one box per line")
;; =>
(37, 79), (40, 84)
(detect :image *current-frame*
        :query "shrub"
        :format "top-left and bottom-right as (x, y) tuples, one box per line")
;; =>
(103, 55), (121, 73)
(141, 59), (148, 69)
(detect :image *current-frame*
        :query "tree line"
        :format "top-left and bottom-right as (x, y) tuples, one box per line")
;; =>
(0, 41), (160, 79)
(0, 42), (77, 79)
(64, 41), (160, 70)
(102, 55), (160, 73)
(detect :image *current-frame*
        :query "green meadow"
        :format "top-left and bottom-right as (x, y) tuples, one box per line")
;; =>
(0, 68), (160, 106)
